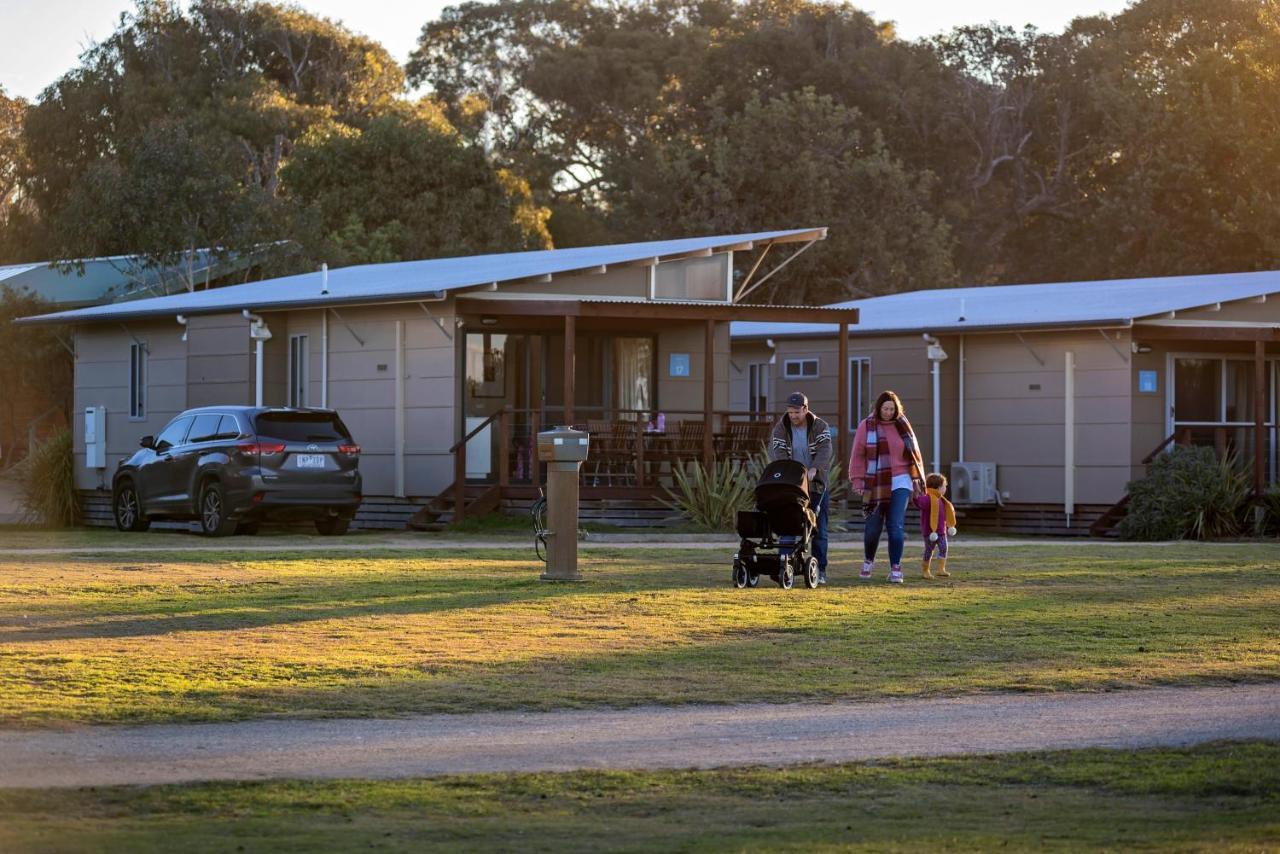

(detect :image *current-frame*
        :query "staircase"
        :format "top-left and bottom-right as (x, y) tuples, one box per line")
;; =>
(406, 483), (502, 530)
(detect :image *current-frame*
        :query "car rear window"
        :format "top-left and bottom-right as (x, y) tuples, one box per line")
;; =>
(254, 412), (352, 443)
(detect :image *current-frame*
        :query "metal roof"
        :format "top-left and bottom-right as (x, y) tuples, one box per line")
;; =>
(16, 229), (825, 326)
(1, 251), (252, 309)
(730, 269), (1280, 339)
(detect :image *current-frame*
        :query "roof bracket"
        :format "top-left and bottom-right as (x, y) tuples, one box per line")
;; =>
(735, 240), (817, 303)
(419, 302), (452, 342)
(1015, 332), (1046, 366)
(119, 323), (149, 354)
(1098, 329), (1129, 363)
(733, 243), (773, 303)
(327, 308), (365, 347)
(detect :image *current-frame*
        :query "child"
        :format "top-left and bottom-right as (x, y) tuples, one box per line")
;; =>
(914, 472), (957, 579)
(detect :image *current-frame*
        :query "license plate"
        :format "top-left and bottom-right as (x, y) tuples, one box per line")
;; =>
(296, 454), (326, 468)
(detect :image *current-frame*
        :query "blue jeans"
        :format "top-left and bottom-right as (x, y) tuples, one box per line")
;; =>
(811, 488), (829, 572)
(864, 487), (911, 567)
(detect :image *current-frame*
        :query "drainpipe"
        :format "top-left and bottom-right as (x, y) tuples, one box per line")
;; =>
(1065, 350), (1076, 527)
(923, 334), (949, 474)
(244, 310), (272, 407)
(958, 335), (966, 463)
(320, 264), (330, 409)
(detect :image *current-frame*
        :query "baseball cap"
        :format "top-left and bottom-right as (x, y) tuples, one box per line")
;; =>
(786, 392), (808, 408)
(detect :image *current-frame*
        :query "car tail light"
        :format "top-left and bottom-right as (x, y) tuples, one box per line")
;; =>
(237, 442), (286, 456)
(338, 443), (361, 456)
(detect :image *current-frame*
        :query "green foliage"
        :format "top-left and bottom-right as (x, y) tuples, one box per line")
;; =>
(283, 108), (551, 267)
(1118, 446), (1253, 541)
(1251, 486), (1280, 537)
(660, 457), (758, 532)
(17, 429), (79, 528)
(0, 291), (71, 465)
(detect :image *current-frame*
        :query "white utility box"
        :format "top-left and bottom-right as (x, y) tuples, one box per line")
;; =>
(950, 462), (997, 504)
(84, 406), (107, 469)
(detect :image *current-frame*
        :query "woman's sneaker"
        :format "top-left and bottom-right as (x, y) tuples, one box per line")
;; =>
(860, 561), (874, 580)
(888, 566), (904, 584)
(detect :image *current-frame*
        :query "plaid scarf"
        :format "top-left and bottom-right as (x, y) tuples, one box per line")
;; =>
(862, 415), (924, 505)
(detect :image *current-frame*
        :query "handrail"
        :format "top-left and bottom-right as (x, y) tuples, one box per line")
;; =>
(450, 407), (508, 454)
(1141, 431), (1180, 465)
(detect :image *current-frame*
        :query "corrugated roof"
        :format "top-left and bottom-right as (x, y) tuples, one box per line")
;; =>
(1, 251), (255, 308)
(16, 229), (825, 326)
(731, 269), (1280, 339)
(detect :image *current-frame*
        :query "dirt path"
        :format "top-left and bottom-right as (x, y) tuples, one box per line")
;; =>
(2, 684), (1276, 788)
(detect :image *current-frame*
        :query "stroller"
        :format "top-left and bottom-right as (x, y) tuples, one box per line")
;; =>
(732, 459), (821, 590)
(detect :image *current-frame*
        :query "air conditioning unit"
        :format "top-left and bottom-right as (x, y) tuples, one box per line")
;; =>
(950, 462), (998, 505)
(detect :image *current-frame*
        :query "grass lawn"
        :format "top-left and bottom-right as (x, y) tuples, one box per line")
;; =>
(1, 742), (1277, 851)
(0, 537), (1277, 725)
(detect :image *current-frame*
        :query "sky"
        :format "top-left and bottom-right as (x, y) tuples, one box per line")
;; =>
(0, 0), (1134, 102)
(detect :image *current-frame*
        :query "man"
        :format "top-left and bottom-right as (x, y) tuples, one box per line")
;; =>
(768, 391), (832, 583)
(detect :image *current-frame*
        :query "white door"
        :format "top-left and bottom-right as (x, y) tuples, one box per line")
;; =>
(748, 363), (770, 417)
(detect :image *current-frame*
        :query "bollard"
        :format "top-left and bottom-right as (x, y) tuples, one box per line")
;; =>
(536, 426), (589, 581)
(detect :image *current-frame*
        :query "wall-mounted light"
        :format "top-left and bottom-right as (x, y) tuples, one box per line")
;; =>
(481, 317), (499, 326)
(1132, 342), (1153, 354)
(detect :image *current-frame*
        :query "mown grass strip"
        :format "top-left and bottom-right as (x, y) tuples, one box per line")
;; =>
(1, 742), (1276, 852)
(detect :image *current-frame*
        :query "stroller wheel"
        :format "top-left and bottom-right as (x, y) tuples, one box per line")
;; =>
(746, 570), (760, 588)
(804, 555), (820, 589)
(732, 559), (749, 589)
(778, 559), (795, 590)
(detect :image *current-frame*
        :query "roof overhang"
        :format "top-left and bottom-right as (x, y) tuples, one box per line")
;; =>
(456, 297), (858, 325)
(732, 318), (1130, 340)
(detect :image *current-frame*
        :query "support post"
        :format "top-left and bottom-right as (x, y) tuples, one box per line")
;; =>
(564, 315), (576, 427)
(255, 338), (264, 407)
(394, 320), (405, 498)
(320, 309), (329, 409)
(499, 407), (510, 489)
(1256, 338), (1266, 496)
(1064, 351), (1075, 526)
(703, 319), (715, 466)
(837, 322), (849, 472)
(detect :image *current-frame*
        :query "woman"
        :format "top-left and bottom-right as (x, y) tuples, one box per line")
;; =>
(848, 390), (925, 584)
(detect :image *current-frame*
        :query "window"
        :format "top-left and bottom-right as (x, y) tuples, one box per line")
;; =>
(288, 335), (309, 408)
(652, 254), (729, 301)
(187, 414), (224, 444)
(254, 411), (352, 443)
(129, 342), (148, 420)
(154, 417), (193, 452)
(216, 414), (243, 440)
(849, 357), (872, 425)
(783, 358), (819, 379)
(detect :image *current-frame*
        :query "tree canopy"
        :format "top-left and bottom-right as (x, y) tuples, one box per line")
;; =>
(3, 0), (1280, 298)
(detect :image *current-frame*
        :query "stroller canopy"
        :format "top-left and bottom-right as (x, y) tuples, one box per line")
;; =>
(755, 459), (814, 536)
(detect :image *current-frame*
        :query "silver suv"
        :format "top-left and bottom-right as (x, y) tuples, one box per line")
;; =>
(111, 406), (363, 536)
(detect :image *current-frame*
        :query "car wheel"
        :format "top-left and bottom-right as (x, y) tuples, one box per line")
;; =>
(234, 521), (260, 536)
(198, 482), (237, 537)
(314, 516), (350, 536)
(113, 481), (150, 532)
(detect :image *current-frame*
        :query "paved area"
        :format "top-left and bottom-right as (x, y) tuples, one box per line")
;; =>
(2, 684), (1276, 788)
(0, 473), (23, 525)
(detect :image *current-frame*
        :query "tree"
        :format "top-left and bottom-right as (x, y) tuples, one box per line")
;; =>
(21, 0), (407, 291)
(618, 89), (953, 302)
(283, 105), (551, 267)
(0, 86), (45, 264)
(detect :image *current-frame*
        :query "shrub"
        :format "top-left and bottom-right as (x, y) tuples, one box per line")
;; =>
(661, 449), (844, 532)
(660, 458), (757, 532)
(1118, 446), (1252, 541)
(18, 428), (80, 528)
(1251, 486), (1280, 537)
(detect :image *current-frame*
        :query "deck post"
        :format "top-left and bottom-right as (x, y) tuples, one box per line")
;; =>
(564, 314), (576, 427)
(837, 322), (849, 478)
(1256, 338), (1266, 496)
(703, 319), (714, 466)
